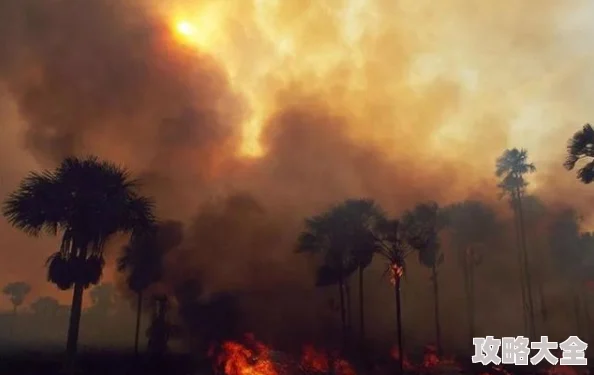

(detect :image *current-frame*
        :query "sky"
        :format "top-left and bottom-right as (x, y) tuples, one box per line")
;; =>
(0, 0), (594, 320)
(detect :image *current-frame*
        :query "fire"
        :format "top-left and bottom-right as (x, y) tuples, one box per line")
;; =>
(389, 263), (404, 286)
(300, 345), (329, 373)
(389, 345), (414, 371)
(299, 345), (355, 375)
(214, 334), (278, 375)
(211, 335), (588, 375)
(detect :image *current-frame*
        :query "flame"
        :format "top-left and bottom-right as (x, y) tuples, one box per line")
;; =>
(389, 346), (414, 371)
(299, 345), (355, 375)
(214, 334), (278, 375)
(389, 263), (404, 286)
(300, 345), (329, 373)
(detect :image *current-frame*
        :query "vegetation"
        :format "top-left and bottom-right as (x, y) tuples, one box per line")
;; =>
(496, 148), (537, 339)
(118, 221), (181, 355)
(2, 156), (155, 362)
(2, 282), (31, 315)
(3, 123), (594, 372)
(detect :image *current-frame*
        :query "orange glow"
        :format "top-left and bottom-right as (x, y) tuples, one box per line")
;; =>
(214, 334), (277, 375)
(299, 345), (355, 375)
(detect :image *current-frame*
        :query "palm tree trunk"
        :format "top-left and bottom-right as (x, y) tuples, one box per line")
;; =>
(462, 249), (473, 345)
(512, 201), (529, 334)
(394, 277), (404, 375)
(134, 290), (143, 356)
(345, 280), (352, 333)
(516, 188), (536, 339)
(573, 286), (582, 333)
(468, 252), (476, 339)
(538, 279), (548, 331)
(337, 274), (346, 344)
(358, 266), (365, 344)
(581, 288), (591, 342)
(431, 264), (442, 356)
(66, 281), (85, 362)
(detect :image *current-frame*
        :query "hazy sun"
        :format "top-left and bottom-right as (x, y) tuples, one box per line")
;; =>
(175, 21), (195, 37)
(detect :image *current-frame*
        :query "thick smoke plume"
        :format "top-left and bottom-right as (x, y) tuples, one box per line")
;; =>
(1, 0), (594, 350)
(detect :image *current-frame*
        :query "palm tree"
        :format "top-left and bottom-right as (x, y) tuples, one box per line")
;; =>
(520, 195), (550, 332)
(400, 202), (444, 355)
(2, 156), (155, 361)
(564, 123), (594, 183)
(118, 221), (181, 355)
(374, 216), (425, 374)
(441, 200), (497, 344)
(296, 199), (381, 346)
(496, 148), (536, 339)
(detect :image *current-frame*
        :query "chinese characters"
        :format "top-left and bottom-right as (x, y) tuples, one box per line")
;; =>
(472, 336), (587, 366)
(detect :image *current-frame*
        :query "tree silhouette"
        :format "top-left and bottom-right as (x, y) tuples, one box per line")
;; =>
(88, 283), (117, 317)
(520, 195), (550, 332)
(30, 296), (60, 317)
(564, 123), (594, 183)
(496, 148), (536, 339)
(30, 296), (61, 337)
(296, 199), (381, 345)
(2, 156), (155, 361)
(2, 281), (31, 314)
(118, 221), (182, 355)
(374, 215), (425, 375)
(548, 209), (594, 333)
(441, 200), (497, 345)
(3, 281), (31, 335)
(147, 295), (171, 360)
(400, 202), (444, 355)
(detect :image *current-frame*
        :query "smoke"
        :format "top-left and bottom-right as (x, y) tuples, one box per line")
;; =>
(1, 0), (594, 350)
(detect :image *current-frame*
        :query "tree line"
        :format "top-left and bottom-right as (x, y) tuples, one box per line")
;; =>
(3, 124), (594, 369)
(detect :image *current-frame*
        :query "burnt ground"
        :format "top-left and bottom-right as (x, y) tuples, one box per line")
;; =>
(0, 338), (591, 375)
(0, 351), (201, 375)
(0, 350), (591, 375)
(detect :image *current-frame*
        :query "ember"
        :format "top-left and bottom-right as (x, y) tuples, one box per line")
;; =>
(300, 345), (329, 373)
(390, 345), (415, 371)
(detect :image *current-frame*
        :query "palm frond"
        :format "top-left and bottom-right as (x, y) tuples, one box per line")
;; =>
(564, 124), (594, 171)
(2, 171), (64, 236)
(576, 161), (594, 184)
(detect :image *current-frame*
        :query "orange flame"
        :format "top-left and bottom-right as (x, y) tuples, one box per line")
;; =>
(389, 263), (404, 286)
(299, 345), (355, 375)
(215, 334), (278, 375)
(300, 345), (329, 373)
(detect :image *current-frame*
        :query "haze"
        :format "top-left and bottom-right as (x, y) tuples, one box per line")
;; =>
(0, 0), (593, 350)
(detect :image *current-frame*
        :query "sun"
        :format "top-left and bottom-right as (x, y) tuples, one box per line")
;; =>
(175, 21), (195, 37)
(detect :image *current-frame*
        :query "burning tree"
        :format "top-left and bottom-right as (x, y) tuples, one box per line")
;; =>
(400, 202), (444, 355)
(374, 215), (431, 375)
